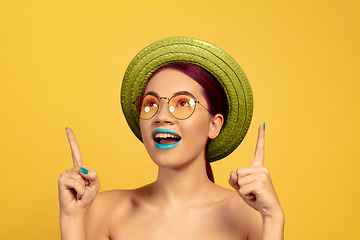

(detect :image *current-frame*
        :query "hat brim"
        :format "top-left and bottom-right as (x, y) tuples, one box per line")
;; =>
(121, 37), (253, 162)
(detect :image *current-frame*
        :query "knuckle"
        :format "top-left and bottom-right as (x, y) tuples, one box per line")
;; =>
(259, 171), (268, 179)
(58, 172), (70, 181)
(257, 172), (269, 182)
(71, 178), (83, 188)
(57, 177), (63, 185)
(255, 180), (264, 189)
(237, 179), (242, 188)
(262, 167), (270, 175)
(237, 178), (245, 188)
(239, 188), (247, 197)
(75, 173), (85, 181)
(65, 167), (78, 173)
(69, 178), (78, 186)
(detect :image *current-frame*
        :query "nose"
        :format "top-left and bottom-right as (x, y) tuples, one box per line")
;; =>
(154, 98), (175, 124)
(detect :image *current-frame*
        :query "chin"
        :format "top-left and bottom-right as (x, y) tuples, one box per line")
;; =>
(147, 150), (189, 168)
(145, 143), (205, 169)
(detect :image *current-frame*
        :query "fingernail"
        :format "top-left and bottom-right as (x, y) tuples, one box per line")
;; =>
(230, 171), (233, 179)
(65, 127), (68, 129)
(80, 167), (88, 174)
(263, 123), (265, 130)
(78, 197), (82, 201)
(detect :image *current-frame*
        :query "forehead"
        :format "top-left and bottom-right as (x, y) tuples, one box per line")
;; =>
(144, 69), (204, 98)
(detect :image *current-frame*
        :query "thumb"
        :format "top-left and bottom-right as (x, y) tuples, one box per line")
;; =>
(228, 171), (240, 191)
(78, 167), (101, 206)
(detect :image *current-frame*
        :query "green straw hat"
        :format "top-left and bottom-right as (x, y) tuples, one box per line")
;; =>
(121, 37), (253, 162)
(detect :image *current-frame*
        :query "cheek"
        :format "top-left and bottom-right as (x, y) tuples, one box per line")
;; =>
(182, 116), (211, 146)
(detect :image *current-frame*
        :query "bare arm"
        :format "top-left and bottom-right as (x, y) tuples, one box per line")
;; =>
(262, 213), (285, 240)
(60, 214), (86, 240)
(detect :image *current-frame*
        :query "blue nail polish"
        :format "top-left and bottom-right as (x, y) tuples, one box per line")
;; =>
(65, 127), (68, 129)
(78, 197), (82, 201)
(263, 123), (265, 130)
(230, 171), (232, 179)
(80, 167), (88, 174)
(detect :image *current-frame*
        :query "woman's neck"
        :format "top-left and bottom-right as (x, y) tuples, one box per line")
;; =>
(149, 155), (215, 207)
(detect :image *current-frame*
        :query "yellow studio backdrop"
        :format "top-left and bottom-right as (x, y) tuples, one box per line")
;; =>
(0, 0), (359, 239)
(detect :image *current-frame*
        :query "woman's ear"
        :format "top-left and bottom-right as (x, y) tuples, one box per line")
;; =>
(208, 114), (224, 139)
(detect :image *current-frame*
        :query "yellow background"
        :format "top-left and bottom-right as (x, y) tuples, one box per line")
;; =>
(1, 0), (359, 239)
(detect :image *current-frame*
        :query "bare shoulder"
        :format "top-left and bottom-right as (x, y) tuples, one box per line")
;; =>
(86, 188), (140, 219)
(208, 185), (263, 239)
(85, 188), (142, 239)
(91, 189), (133, 206)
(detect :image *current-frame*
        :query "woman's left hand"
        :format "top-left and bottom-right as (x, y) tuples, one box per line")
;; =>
(228, 124), (283, 220)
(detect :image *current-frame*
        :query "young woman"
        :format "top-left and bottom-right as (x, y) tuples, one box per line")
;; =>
(58, 37), (284, 240)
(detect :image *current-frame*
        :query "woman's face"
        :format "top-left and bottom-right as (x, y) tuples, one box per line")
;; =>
(140, 69), (215, 168)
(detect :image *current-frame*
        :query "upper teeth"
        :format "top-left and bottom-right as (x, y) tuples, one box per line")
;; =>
(154, 133), (180, 139)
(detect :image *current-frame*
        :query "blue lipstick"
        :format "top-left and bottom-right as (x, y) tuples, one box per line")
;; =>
(152, 129), (181, 150)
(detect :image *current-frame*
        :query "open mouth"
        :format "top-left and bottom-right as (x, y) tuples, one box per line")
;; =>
(152, 129), (181, 149)
(153, 132), (181, 145)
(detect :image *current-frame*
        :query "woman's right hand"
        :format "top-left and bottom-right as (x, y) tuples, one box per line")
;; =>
(58, 128), (101, 218)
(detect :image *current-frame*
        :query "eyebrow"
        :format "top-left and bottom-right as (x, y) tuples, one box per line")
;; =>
(144, 91), (159, 98)
(144, 91), (197, 100)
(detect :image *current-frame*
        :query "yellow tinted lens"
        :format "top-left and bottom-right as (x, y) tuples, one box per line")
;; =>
(135, 95), (159, 119)
(169, 95), (196, 119)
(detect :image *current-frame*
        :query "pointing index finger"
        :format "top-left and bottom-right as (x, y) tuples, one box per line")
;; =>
(65, 127), (84, 167)
(252, 123), (265, 167)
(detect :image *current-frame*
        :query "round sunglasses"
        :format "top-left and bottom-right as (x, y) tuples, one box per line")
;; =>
(134, 94), (213, 120)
